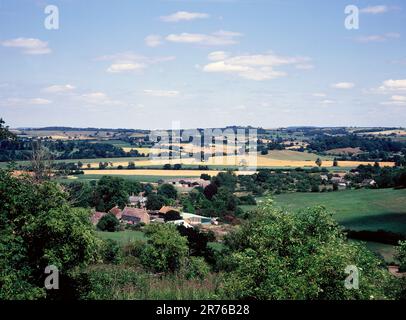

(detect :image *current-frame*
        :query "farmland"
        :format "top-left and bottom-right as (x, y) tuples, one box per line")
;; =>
(273, 188), (406, 235)
(82, 169), (255, 177)
(97, 230), (145, 245)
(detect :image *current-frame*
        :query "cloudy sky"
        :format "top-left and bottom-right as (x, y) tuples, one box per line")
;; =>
(0, 0), (405, 129)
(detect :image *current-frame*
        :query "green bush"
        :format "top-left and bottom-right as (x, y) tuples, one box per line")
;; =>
(183, 257), (210, 280)
(140, 224), (188, 273)
(102, 239), (122, 264)
(221, 198), (392, 300)
(97, 213), (120, 232)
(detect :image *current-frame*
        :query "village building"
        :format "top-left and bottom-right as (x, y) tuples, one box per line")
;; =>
(121, 207), (150, 225)
(90, 211), (106, 225)
(129, 193), (147, 208)
(162, 178), (211, 190)
(109, 206), (122, 220)
(159, 206), (181, 215)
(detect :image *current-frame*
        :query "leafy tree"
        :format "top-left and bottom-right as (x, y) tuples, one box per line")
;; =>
(212, 171), (237, 192)
(0, 170), (101, 299)
(177, 225), (215, 258)
(397, 241), (406, 272)
(93, 176), (129, 212)
(63, 181), (93, 208)
(146, 193), (167, 210)
(163, 210), (182, 222)
(200, 173), (211, 181)
(158, 183), (178, 200)
(315, 158), (323, 167)
(140, 224), (188, 273)
(203, 183), (218, 200)
(220, 199), (391, 300)
(0, 118), (15, 140)
(127, 161), (136, 169)
(97, 213), (120, 232)
(125, 180), (142, 195)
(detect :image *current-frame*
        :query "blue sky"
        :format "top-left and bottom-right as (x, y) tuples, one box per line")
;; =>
(0, 0), (405, 129)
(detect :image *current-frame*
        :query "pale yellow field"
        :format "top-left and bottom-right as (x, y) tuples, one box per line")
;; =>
(82, 154), (395, 168)
(366, 130), (406, 136)
(83, 169), (255, 177)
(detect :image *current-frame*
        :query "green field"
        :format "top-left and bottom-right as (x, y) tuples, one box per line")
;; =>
(97, 230), (145, 245)
(273, 189), (406, 235)
(56, 174), (192, 183)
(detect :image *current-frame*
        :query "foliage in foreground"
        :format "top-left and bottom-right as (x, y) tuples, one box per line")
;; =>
(78, 264), (220, 300)
(220, 199), (393, 300)
(0, 169), (101, 300)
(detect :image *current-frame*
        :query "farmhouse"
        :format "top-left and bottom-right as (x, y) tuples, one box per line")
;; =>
(159, 206), (181, 215)
(90, 211), (106, 225)
(163, 178), (211, 189)
(129, 193), (147, 208)
(109, 206), (122, 220)
(121, 207), (150, 225)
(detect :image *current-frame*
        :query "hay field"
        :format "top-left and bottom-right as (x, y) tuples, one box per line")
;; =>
(83, 169), (256, 177)
(81, 154), (395, 169)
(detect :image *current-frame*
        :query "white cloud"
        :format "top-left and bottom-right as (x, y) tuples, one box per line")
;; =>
(208, 51), (229, 61)
(107, 63), (146, 73)
(166, 30), (242, 46)
(379, 79), (406, 92)
(96, 52), (175, 74)
(392, 95), (406, 102)
(381, 95), (406, 106)
(143, 90), (180, 97)
(331, 82), (355, 89)
(0, 97), (52, 106)
(160, 11), (210, 22)
(360, 5), (389, 14)
(145, 35), (163, 47)
(355, 33), (400, 43)
(1, 37), (51, 55)
(42, 84), (76, 93)
(312, 93), (326, 97)
(202, 52), (311, 81)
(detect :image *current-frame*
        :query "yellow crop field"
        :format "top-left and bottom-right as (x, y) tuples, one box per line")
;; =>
(81, 154), (395, 169)
(83, 169), (255, 177)
(366, 130), (406, 136)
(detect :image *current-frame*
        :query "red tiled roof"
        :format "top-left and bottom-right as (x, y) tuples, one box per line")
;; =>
(90, 212), (106, 225)
(122, 207), (150, 224)
(109, 206), (122, 219)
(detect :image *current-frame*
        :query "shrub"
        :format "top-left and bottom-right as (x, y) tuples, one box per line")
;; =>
(183, 257), (210, 280)
(97, 213), (120, 232)
(102, 239), (122, 264)
(140, 224), (189, 273)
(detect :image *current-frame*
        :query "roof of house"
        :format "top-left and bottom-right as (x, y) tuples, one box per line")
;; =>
(122, 207), (150, 223)
(90, 212), (106, 225)
(159, 206), (180, 214)
(109, 206), (122, 219)
(129, 195), (147, 203)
